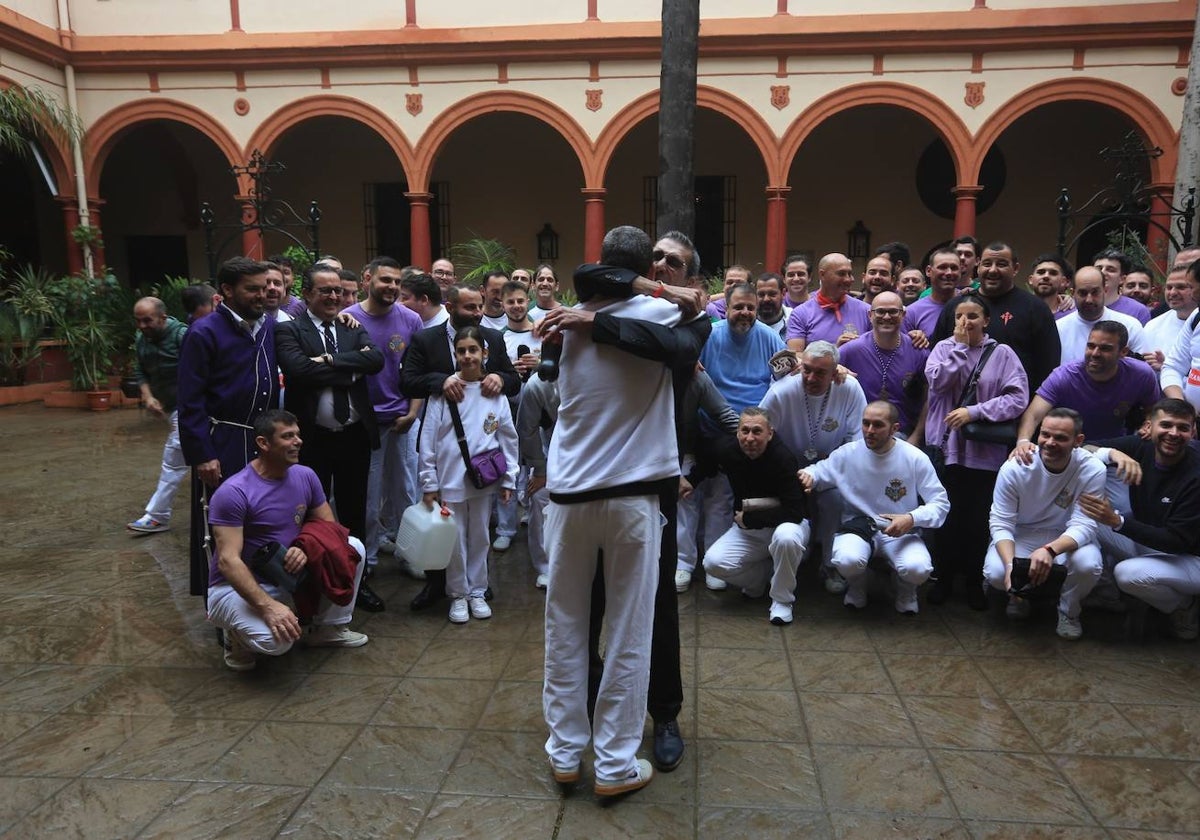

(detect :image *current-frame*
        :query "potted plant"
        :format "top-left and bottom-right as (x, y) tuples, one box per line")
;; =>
(0, 264), (56, 386)
(56, 308), (117, 409)
(47, 271), (128, 410)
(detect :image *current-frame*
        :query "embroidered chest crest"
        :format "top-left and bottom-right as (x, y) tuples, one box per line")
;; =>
(821, 416), (839, 432)
(884, 479), (907, 502)
(1053, 487), (1073, 510)
(294, 504), (306, 526)
(483, 412), (499, 434)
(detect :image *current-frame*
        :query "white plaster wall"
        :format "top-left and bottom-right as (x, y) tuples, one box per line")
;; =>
(65, 0), (230, 36)
(5, 0), (58, 28)
(416, 0), (589, 29)
(0, 48), (66, 95)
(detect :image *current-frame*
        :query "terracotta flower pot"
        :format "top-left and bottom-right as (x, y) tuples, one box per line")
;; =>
(86, 390), (112, 411)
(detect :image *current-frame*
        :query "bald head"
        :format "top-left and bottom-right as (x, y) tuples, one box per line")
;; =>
(817, 253), (854, 300)
(133, 296), (168, 339)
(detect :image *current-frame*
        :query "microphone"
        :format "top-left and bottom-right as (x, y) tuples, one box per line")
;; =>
(537, 329), (561, 382)
(517, 344), (531, 381)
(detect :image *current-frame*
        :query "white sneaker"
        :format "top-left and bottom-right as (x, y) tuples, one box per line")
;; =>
(1006, 596), (1032, 620)
(468, 596), (492, 620)
(674, 569), (692, 593)
(595, 758), (654, 797)
(1056, 611), (1083, 641)
(705, 574), (727, 591)
(894, 581), (919, 615)
(843, 578), (868, 610)
(305, 625), (369, 648)
(448, 598), (469, 624)
(378, 535), (397, 554)
(535, 573), (549, 590)
(769, 601), (793, 626)
(492, 535), (512, 552)
(222, 631), (256, 671)
(1169, 597), (1199, 640)
(823, 568), (848, 595)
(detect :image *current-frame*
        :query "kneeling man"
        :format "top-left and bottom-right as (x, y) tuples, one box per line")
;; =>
(207, 409), (369, 670)
(984, 408), (1106, 639)
(799, 402), (949, 613)
(682, 407), (810, 625)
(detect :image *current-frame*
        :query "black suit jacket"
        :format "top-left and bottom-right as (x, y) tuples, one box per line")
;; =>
(399, 321), (521, 400)
(276, 316), (385, 449)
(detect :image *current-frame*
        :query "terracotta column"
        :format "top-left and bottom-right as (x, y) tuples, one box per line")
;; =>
(58, 197), (83, 276)
(1147, 182), (1174, 271)
(764, 186), (791, 272)
(406, 191), (433, 269)
(952, 185), (983, 239)
(86, 199), (106, 272)
(581, 188), (606, 263)
(237, 195), (263, 258)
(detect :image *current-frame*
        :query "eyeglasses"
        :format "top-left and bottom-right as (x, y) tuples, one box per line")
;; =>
(652, 250), (687, 271)
(432, 269), (455, 277)
(870, 308), (902, 317)
(313, 287), (341, 297)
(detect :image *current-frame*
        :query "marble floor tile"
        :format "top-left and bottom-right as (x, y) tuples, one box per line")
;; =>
(801, 692), (921, 746)
(12, 777), (189, 839)
(65, 667), (212, 716)
(139, 782), (308, 840)
(789, 650), (892, 694)
(972, 657), (1104, 702)
(274, 673), (398, 724)
(696, 614), (787, 651)
(904, 695), (1033, 751)
(171, 669), (305, 720)
(442, 729), (561, 799)
(1009, 700), (1160, 757)
(324, 725), (467, 791)
(964, 822), (1109, 839)
(558, 800), (695, 839)
(498, 642), (545, 682)
(866, 619), (967, 655)
(0, 776), (71, 833)
(1118, 703), (1200, 760)
(1054, 755), (1200, 834)
(408, 638), (515, 681)
(475, 679), (545, 732)
(880, 653), (997, 698)
(696, 647), (792, 691)
(277, 785), (430, 839)
(829, 812), (968, 840)
(0, 664), (118, 712)
(931, 749), (1094, 824)
(0, 710), (50, 746)
(698, 806), (832, 838)
(84, 716), (255, 780)
(0, 712), (138, 776)
(416, 793), (559, 839)
(812, 744), (954, 817)
(696, 688), (805, 742)
(1085, 660), (1200, 706)
(783, 619), (876, 653)
(372, 677), (494, 730)
(307, 634), (421, 678)
(205, 720), (361, 787)
(697, 738), (820, 809)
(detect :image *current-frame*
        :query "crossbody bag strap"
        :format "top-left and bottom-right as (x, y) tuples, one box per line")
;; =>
(446, 399), (475, 473)
(940, 342), (998, 451)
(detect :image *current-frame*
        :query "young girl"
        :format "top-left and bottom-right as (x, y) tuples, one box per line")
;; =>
(419, 326), (519, 623)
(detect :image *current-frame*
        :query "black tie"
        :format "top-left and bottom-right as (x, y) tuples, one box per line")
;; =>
(323, 322), (350, 425)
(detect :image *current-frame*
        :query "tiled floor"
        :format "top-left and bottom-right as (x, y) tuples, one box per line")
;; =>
(1, 403), (1199, 838)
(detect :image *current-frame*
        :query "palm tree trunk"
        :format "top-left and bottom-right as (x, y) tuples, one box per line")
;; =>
(657, 0), (700, 240)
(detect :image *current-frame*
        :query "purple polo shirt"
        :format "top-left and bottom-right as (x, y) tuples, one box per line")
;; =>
(785, 295), (871, 345)
(839, 333), (929, 431)
(706, 298), (727, 320)
(903, 296), (947, 337)
(344, 301), (423, 423)
(1036, 358), (1161, 440)
(1110, 295), (1152, 325)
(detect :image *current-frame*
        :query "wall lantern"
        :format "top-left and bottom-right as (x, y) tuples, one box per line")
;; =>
(536, 223), (559, 261)
(846, 220), (871, 260)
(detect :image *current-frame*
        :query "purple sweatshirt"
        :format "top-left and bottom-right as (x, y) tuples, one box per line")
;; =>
(924, 336), (1029, 471)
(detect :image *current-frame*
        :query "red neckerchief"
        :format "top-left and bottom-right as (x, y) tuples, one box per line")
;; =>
(816, 290), (844, 323)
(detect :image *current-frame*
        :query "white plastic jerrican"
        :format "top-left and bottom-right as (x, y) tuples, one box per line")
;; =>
(394, 502), (457, 571)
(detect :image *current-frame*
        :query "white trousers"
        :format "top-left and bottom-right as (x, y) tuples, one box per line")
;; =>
(703, 521), (810, 604)
(983, 536), (1102, 618)
(206, 536), (365, 655)
(526, 485), (550, 575)
(144, 411), (189, 522)
(365, 423), (416, 566)
(543, 495), (660, 782)
(1098, 527), (1200, 614)
(446, 496), (492, 598)
(676, 473), (733, 573)
(832, 531), (932, 584)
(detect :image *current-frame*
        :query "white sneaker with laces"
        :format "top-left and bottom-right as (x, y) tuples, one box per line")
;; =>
(223, 631), (256, 671)
(843, 577), (868, 610)
(894, 581), (919, 615)
(305, 625), (369, 648)
(127, 514), (169, 533)
(674, 569), (692, 592)
(1055, 611), (1083, 641)
(705, 574), (727, 591)
(535, 573), (549, 590)
(468, 596), (492, 620)
(769, 601), (793, 626)
(449, 597), (469, 624)
(823, 568), (848, 595)
(492, 535), (512, 552)
(595, 758), (654, 797)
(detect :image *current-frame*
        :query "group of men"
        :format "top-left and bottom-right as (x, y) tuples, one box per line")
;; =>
(122, 225), (1200, 799)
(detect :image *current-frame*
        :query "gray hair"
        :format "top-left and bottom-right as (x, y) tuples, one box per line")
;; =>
(803, 340), (840, 364)
(661, 229), (701, 278)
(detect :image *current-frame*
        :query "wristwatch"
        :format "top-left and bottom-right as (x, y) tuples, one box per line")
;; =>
(321, 353), (333, 365)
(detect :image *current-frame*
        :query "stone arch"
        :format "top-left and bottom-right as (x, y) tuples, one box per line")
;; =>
(245, 94), (416, 189)
(0, 75), (75, 194)
(411, 90), (593, 192)
(779, 82), (972, 184)
(84, 98), (243, 196)
(969, 78), (1178, 185)
(593, 86), (782, 186)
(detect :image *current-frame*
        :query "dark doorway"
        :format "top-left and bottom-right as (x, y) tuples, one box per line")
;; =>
(126, 235), (189, 289)
(367, 183), (444, 266)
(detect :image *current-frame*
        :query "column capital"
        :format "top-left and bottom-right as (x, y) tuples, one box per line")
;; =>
(404, 191), (434, 205)
(765, 185), (792, 200)
(580, 187), (607, 200)
(952, 184), (983, 199)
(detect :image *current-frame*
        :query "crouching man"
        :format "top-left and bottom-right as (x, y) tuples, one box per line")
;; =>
(682, 407), (810, 626)
(984, 408), (1106, 639)
(799, 401), (949, 614)
(207, 409), (370, 671)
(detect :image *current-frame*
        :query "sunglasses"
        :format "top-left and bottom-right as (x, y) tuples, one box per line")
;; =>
(313, 287), (342, 297)
(652, 250), (687, 271)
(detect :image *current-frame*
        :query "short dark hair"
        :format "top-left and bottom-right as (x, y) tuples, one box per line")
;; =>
(1043, 406), (1083, 435)
(951, 235), (979, 257)
(954, 292), (991, 318)
(725, 282), (756, 305)
(865, 399), (899, 425)
(1031, 253), (1074, 280)
(1090, 319), (1129, 350)
(1150, 397), (1196, 424)
(500, 280), (528, 299)
(367, 256), (403, 274)
(401, 273), (441, 304)
(756, 272), (784, 291)
(1093, 248), (1131, 275)
(740, 406), (774, 429)
(217, 257), (271, 294)
(1127, 262), (1150, 277)
(267, 254), (293, 269)
(444, 284), (479, 307)
(982, 240), (1019, 264)
(302, 262), (340, 292)
(482, 270), (509, 287)
(254, 409), (298, 441)
(781, 254), (808, 273)
(874, 242), (911, 271)
(601, 225), (654, 276)
(453, 325), (485, 349)
(181, 283), (217, 316)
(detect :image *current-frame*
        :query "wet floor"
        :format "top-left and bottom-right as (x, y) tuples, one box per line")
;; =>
(1, 403), (1198, 838)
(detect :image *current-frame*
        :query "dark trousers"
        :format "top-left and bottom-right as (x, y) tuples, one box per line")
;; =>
(935, 464), (997, 584)
(587, 488), (683, 725)
(304, 422), (371, 539)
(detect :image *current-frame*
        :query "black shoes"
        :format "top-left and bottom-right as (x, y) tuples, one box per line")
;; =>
(926, 576), (952, 605)
(652, 719), (685, 772)
(410, 581), (444, 611)
(356, 580), (385, 613)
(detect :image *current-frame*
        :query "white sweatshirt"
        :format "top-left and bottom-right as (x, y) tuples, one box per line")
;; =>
(1160, 312), (1200, 410)
(760, 373), (866, 460)
(419, 381), (519, 503)
(547, 296), (682, 496)
(989, 447), (1107, 549)
(805, 438), (949, 529)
